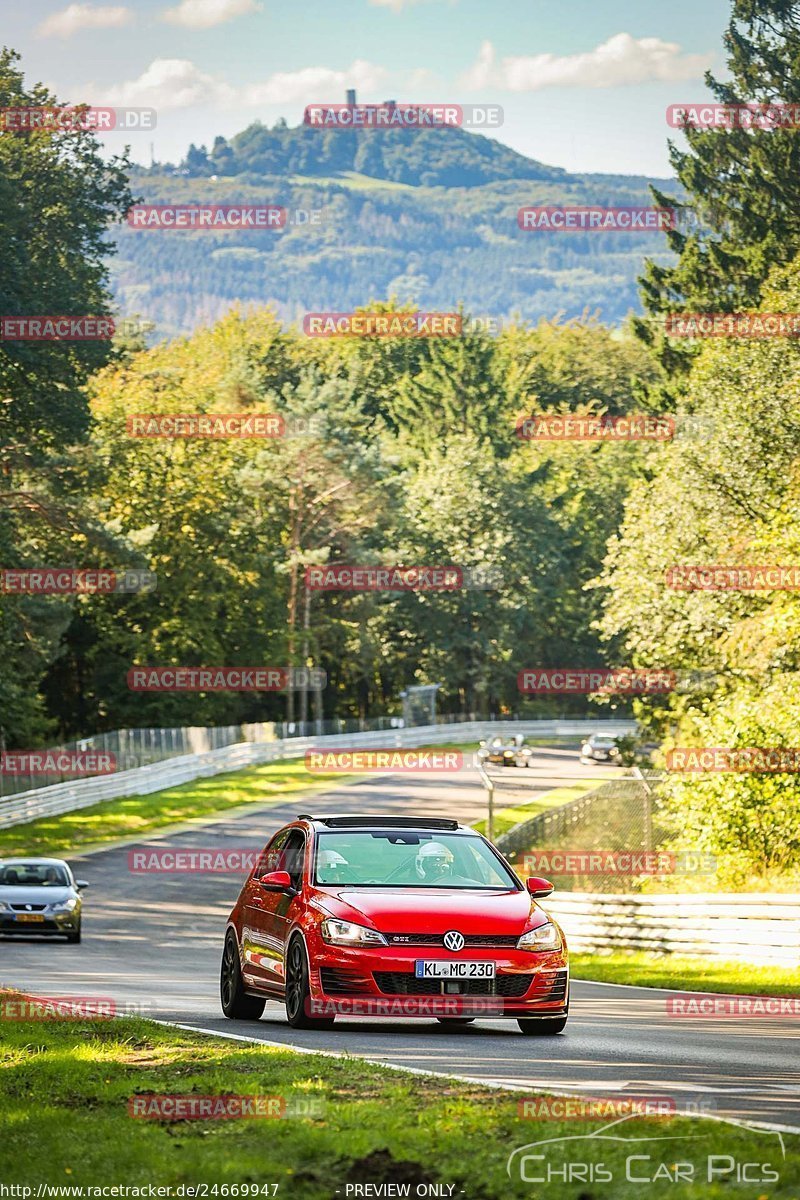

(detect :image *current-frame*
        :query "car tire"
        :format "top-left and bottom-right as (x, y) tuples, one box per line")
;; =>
(436, 1017), (475, 1026)
(285, 935), (335, 1030)
(220, 930), (265, 1020)
(517, 1017), (568, 1035)
(66, 926), (81, 944)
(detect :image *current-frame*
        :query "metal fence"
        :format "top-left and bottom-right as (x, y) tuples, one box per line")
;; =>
(0, 713), (636, 799)
(497, 769), (679, 893)
(542, 892), (800, 966)
(0, 718), (637, 830)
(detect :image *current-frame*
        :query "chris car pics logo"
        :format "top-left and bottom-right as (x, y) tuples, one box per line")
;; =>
(507, 1114), (785, 1186)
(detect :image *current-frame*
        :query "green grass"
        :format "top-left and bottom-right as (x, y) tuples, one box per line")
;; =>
(0, 741), (481, 860)
(571, 950), (800, 997)
(0, 757), (353, 859)
(473, 779), (603, 839)
(1, 1011), (797, 1195)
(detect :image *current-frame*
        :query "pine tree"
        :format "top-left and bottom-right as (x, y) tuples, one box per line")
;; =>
(636, 1), (800, 378)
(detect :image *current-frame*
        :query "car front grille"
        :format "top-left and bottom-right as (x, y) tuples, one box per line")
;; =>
(385, 933), (520, 948)
(373, 972), (535, 998)
(10, 904), (47, 912)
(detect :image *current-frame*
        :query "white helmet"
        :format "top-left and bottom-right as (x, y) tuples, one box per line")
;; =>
(415, 841), (454, 881)
(317, 849), (348, 877)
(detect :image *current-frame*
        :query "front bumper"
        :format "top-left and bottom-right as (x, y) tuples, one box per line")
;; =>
(307, 944), (569, 1019)
(0, 912), (79, 936)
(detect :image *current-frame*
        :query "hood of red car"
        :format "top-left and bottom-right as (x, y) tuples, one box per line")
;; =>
(313, 886), (545, 933)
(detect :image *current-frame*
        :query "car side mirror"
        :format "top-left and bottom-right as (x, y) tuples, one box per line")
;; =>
(259, 870), (294, 892)
(526, 876), (553, 899)
(75, 880), (90, 890)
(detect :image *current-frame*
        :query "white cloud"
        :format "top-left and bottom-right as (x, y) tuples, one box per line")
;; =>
(369, 0), (416, 10)
(90, 58), (235, 108)
(84, 56), (388, 111)
(242, 59), (389, 105)
(462, 33), (711, 92)
(161, 0), (262, 30)
(38, 3), (133, 37)
(368, 0), (452, 11)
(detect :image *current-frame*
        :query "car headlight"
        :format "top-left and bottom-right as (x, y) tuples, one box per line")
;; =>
(0, 900), (9, 911)
(51, 898), (78, 913)
(517, 922), (561, 952)
(320, 919), (388, 946)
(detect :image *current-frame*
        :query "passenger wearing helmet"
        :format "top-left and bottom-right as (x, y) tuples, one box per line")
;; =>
(414, 841), (473, 885)
(317, 848), (349, 884)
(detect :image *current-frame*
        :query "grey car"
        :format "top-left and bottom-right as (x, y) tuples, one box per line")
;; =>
(0, 858), (88, 943)
(579, 734), (622, 764)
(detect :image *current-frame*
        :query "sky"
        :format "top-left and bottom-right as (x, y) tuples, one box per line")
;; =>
(3, 0), (733, 176)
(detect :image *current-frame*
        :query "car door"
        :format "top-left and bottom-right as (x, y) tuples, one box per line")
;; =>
(241, 829), (289, 991)
(262, 829), (307, 990)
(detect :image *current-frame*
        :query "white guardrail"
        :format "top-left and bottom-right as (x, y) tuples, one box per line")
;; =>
(544, 892), (800, 967)
(0, 718), (636, 831)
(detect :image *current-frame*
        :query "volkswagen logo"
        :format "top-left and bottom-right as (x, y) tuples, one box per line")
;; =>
(443, 930), (465, 952)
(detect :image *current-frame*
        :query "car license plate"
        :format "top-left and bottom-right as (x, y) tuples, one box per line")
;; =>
(15, 913), (45, 923)
(414, 961), (495, 979)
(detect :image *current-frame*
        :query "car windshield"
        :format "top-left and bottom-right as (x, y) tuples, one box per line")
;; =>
(313, 831), (519, 889)
(591, 737), (616, 747)
(0, 863), (69, 887)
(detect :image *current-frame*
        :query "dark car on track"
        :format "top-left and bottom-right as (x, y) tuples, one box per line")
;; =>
(220, 814), (568, 1035)
(0, 857), (88, 942)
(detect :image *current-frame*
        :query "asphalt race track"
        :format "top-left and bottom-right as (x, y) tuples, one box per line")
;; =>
(2, 748), (798, 1132)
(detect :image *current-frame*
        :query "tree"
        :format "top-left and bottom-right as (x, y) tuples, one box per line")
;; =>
(0, 47), (134, 744)
(636, 1), (800, 379)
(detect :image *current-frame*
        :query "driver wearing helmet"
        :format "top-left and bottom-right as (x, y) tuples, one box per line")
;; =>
(415, 841), (471, 885)
(317, 849), (349, 884)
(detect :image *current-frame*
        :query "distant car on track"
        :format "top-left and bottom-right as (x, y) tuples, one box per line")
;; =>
(579, 733), (623, 765)
(478, 734), (533, 768)
(0, 857), (88, 943)
(220, 814), (568, 1035)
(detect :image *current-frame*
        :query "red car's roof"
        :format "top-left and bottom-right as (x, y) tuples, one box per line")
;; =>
(296, 814), (463, 831)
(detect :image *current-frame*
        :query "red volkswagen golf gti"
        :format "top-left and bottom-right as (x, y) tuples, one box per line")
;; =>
(220, 815), (568, 1034)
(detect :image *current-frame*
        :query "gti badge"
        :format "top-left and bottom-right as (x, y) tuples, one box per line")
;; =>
(443, 930), (465, 952)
